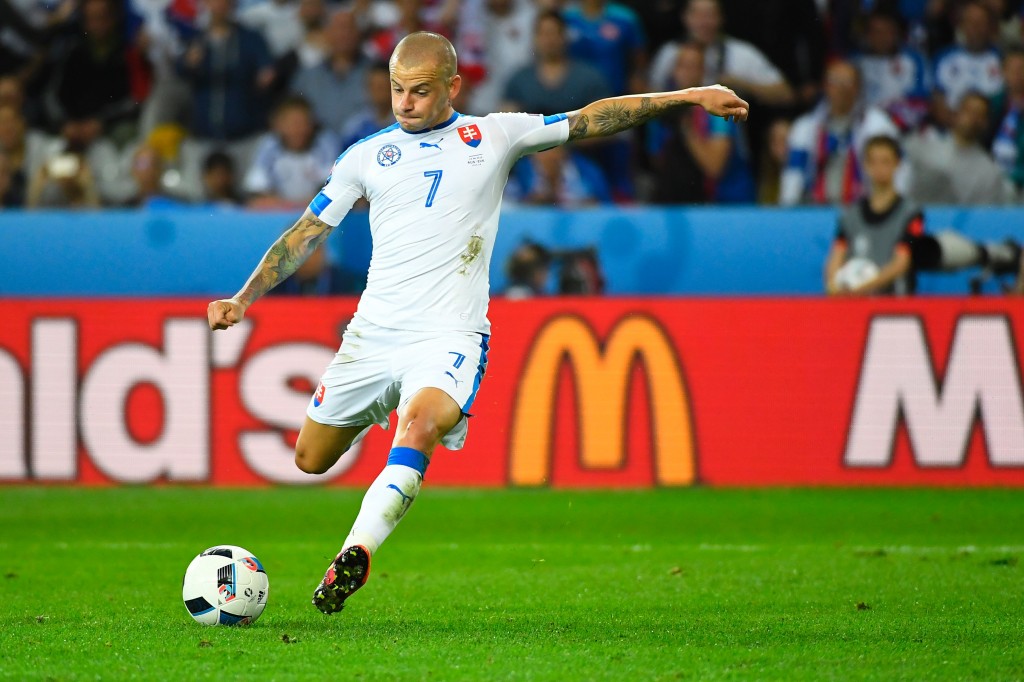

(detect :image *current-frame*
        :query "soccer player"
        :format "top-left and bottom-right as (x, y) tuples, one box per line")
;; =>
(206, 31), (748, 614)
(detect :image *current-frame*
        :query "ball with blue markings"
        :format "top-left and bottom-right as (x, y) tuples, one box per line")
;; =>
(182, 545), (269, 626)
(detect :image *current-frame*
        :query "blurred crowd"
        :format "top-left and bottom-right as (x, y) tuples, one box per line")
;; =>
(4, 0), (1024, 211)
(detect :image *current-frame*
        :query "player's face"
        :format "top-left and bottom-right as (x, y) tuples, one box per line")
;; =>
(863, 145), (898, 187)
(390, 64), (461, 132)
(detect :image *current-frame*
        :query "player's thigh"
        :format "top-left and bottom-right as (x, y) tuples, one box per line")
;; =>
(294, 417), (367, 474)
(393, 387), (463, 454)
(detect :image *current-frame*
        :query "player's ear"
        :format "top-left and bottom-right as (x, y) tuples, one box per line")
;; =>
(448, 74), (462, 104)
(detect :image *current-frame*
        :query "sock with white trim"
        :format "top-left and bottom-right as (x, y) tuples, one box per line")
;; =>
(342, 447), (428, 556)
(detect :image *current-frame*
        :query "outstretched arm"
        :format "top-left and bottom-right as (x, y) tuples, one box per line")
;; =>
(207, 208), (335, 330)
(566, 85), (750, 142)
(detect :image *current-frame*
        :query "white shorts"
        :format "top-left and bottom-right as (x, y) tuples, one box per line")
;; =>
(306, 315), (490, 451)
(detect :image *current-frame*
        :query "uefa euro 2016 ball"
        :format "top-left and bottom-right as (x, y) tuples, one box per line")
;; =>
(834, 257), (880, 291)
(182, 545), (269, 626)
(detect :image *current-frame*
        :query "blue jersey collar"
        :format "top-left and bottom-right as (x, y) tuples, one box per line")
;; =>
(400, 110), (462, 135)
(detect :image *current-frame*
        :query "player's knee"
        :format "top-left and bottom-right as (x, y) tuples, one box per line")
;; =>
(294, 444), (330, 475)
(397, 415), (446, 452)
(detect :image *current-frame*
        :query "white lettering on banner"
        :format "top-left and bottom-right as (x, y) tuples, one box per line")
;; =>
(212, 319), (253, 368)
(79, 320), (211, 482)
(0, 348), (25, 478)
(239, 343), (361, 483)
(845, 316), (1024, 467)
(31, 320), (77, 479)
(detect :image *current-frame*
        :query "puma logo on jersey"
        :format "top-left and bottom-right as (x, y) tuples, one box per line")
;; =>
(419, 139), (443, 150)
(445, 371), (462, 387)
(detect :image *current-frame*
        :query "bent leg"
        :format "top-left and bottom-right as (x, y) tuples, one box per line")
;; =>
(294, 417), (367, 474)
(392, 387), (464, 456)
(339, 389), (462, 558)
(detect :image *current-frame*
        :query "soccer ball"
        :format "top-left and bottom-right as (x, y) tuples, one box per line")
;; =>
(182, 545), (269, 626)
(833, 257), (880, 291)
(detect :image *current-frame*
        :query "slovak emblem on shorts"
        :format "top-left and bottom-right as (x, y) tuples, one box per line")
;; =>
(457, 124), (482, 148)
(377, 144), (401, 166)
(313, 382), (326, 407)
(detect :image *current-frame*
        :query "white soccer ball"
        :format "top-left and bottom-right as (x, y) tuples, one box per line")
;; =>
(834, 257), (880, 291)
(182, 545), (269, 626)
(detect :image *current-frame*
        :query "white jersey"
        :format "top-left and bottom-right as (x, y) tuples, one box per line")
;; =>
(310, 111), (569, 334)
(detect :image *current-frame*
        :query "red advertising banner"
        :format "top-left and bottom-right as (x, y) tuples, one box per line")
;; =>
(1, 298), (1022, 487)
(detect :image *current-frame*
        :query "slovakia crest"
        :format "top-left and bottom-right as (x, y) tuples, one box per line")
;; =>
(377, 144), (401, 166)
(313, 382), (326, 407)
(458, 124), (483, 148)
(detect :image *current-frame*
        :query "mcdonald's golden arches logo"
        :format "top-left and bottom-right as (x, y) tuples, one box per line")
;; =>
(509, 313), (696, 486)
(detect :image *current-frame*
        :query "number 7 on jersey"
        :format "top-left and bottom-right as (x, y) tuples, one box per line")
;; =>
(423, 170), (443, 208)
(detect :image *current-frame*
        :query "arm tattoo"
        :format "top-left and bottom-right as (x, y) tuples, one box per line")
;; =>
(567, 112), (590, 141)
(235, 213), (334, 306)
(568, 97), (685, 141)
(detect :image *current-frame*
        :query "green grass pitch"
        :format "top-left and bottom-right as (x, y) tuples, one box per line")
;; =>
(1, 487), (1023, 680)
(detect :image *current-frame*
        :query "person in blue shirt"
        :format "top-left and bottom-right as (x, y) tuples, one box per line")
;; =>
(648, 42), (755, 203)
(505, 145), (613, 206)
(176, 0), (274, 142)
(562, 0), (647, 95)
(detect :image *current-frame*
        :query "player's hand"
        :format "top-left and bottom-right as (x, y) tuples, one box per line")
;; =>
(207, 298), (246, 331)
(695, 85), (749, 122)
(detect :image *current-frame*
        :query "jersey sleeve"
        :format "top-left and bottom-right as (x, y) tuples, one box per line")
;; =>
(899, 210), (925, 252)
(491, 112), (571, 159)
(307, 146), (365, 227)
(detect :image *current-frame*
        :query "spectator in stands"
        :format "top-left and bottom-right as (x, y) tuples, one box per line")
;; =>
(504, 11), (631, 198)
(201, 150), (243, 205)
(932, 1), (1003, 129)
(291, 9), (368, 133)
(128, 0), (202, 135)
(0, 103), (41, 197)
(0, 148), (24, 206)
(365, 0), (449, 63)
(650, 0), (794, 106)
(503, 11), (611, 115)
(856, 9), (932, 132)
(648, 42), (755, 204)
(503, 241), (552, 299)
(340, 63), (394, 148)
(504, 145), (613, 207)
(176, 0), (273, 142)
(265, 243), (365, 295)
(240, 0), (328, 99)
(0, 0), (78, 89)
(239, 0), (303, 60)
(25, 149), (101, 208)
(46, 0), (151, 146)
(992, 45), (1024, 191)
(243, 95), (338, 208)
(0, 75), (24, 114)
(781, 60), (900, 206)
(757, 117), (791, 205)
(294, 0), (330, 68)
(906, 91), (1015, 204)
(824, 135), (919, 296)
(128, 144), (183, 208)
(460, 0), (537, 114)
(562, 0), (647, 95)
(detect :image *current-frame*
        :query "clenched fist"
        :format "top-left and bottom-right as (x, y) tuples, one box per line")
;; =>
(695, 84), (750, 122)
(207, 298), (246, 330)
